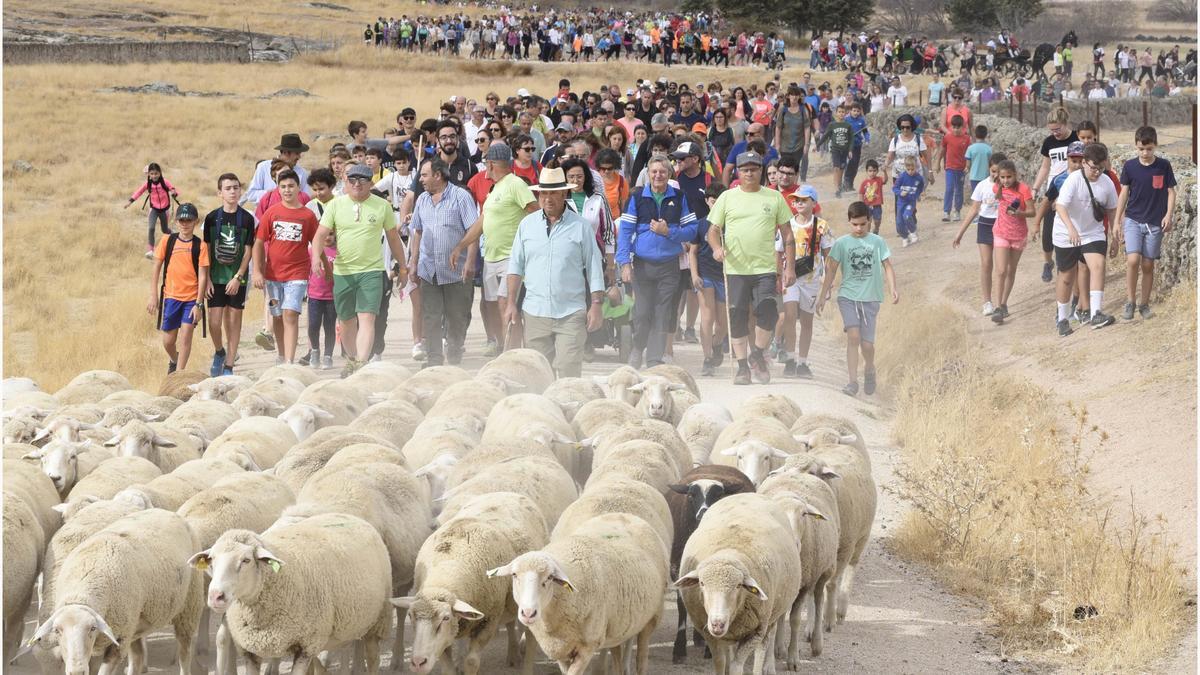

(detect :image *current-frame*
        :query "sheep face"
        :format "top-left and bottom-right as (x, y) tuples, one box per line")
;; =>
(105, 421), (174, 460)
(232, 392), (280, 419)
(777, 454), (841, 483)
(390, 593), (484, 674)
(674, 558), (766, 638)
(793, 428), (857, 450)
(630, 377), (685, 422)
(35, 417), (93, 443)
(279, 404), (333, 442)
(669, 479), (726, 523)
(190, 537), (284, 614)
(487, 552), (576, 626)
(414, 454), (458, 508)
(28, 605), (119, 675)
(594, 367), (642, 406)
(4, 416), (38, 444)
(98, 406), (159, 432)
(720, 440), (789, 487)
(23, 440), (86, 493)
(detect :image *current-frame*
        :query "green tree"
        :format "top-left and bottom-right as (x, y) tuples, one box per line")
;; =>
(948, 0), (1043, 32)
(715, 0), (873, 36)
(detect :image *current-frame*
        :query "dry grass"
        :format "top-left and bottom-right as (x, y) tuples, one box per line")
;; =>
(875, 297), (1190, 670)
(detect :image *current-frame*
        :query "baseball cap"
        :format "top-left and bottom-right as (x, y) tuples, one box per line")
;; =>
(175, 203), (199, 221)
(484, 143), (512, 162)
(399, 107), (416, 117)
(736, 151), (764, 167)
(658, 76), (668, 84)
(1067, 141), (1086, 157)
(517, 87), (530, 97)
(345, 164), (373, 181)
(651, 113), (670, 127)
(797, 185), (819, 201)
(670, 141), (703, 160)
(555, 120), (574, 132)
(626, 88), (635, 96)
(691, 122), (708, 134)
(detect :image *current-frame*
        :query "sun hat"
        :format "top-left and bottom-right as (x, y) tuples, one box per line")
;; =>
(274, 133), (310, 153)
(529, 166), (577, 191)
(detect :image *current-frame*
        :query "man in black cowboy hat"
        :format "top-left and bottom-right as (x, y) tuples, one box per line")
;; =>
(242, 133), (312, 205)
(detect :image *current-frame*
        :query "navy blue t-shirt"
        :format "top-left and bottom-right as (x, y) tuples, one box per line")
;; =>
(676, 169), (711, 221)
(1120, 157), (1176, 225)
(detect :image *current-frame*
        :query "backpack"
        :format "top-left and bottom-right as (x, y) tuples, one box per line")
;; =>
(207, 211), (250, 267)
(156, 234), (206, 337)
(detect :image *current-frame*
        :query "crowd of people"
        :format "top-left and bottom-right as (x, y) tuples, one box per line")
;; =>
(135, 65), (1177, 394)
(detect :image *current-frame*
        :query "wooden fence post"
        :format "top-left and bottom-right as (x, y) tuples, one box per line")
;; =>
(1033, 94), (1038, 127)
(1009, 96), (1013, 119)
(1192, 103), (1197, 164)
(1095, 101), (1101, 140)
(1018, 97), (1023, 123)
(1143, 100), (1149, 128)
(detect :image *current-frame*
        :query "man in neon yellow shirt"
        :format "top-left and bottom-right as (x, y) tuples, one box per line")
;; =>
(706, 151), (796, 385)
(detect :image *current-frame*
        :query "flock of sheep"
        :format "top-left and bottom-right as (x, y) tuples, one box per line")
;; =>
(2, 349), (878, 675)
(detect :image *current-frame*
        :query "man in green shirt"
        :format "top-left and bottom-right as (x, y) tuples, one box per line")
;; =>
(706, 151), (796, 385)
(311, 164), (407, 377)
(451, 143), (538, 354)
(816, 201), (900, 397)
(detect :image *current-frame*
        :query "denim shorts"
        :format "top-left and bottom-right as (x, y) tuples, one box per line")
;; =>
(701, 277), (726, 303)
(976, 216), (995, 245)
(265, 280), (308, 316)
(869, 205), (883, 222)
(1123, 218), (1164, 260)
(837, 297), (880, 343)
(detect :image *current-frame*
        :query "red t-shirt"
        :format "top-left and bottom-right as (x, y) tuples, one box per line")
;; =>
(257, 203), (319, 281)
(512, 162), (540, 185)
(942, 131), (971, 171)
(859, 177), (885, 206)
(751, 99), (774, 125)
(467, 171), (494, 206)
(992, 182), (1034, 241)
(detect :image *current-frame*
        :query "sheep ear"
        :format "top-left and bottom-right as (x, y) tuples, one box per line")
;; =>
(32, 427), (51, 442)
(21, 449), (44, 460)
(389, 596), (416, 610)
(84, 608), (119, 646)
(673, 571), (700, 589)
(367, 393), (388, 405)
(560, 400), (582, 415)
(139, 412), (162, 422)
(412, 389), (435, 403)
(803, 504), (828, 521)
(627, 382), (647, 392)
(576, 436), (596, 450)
(667, 383), (687, 391)
(51, 503), (72, 515)
(451, 599), (486, 621)
(255, 547), (283, 572)
(740, 577), (768, 601)
(78, 421), (96, 431)
(792, 433), (814, 447)
(152, 435), (177, 449)
(719, 447), (738, 457)
(819, 467), (842, 480)
(486, 563), (514, 579)
(838, 434), (857, 444)
(188, 550), (213, 571)
(546, 558), (575, 592)
(769, 447), (790, 459)
(103, 435), (121, 447)
(668, 483), (689, 494)
(313, 409), (336, 420)
(766, 467), (784, 478)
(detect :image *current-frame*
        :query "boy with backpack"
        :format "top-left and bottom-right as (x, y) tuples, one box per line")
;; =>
(1113, 126), (1177, 320)
(147, 203), (209, 374)
(203, 174), (255, 376)
(254, 170), (320, 363)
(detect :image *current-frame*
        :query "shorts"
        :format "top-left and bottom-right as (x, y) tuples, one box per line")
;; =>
(783, 279), (820, 314)
(207, 279), (248, 310)
(701, 277), (726, 303)
(992, 233), (1026, 251)
(333, 271), (384, 321)
(836, 297), (880, 343)
(160, 298), (197, 332)
(831, 149), (849, 169)
(726, 273), (778, 339)
(868, 205), (882, 222)
(265, 280), (307, 316)
(1123, 218), (1164, 260)
(976, 216), (995, 246)
(482, 258), (510, 301)
(1054, 240), (1107, 272)
(1040, 207), (1055, 254)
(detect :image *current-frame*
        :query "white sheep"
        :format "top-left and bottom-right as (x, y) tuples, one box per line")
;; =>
(349, 398), (425, 449)
(552, 474), (674, 555)
(343, 360), (412, 395)
(392, 491), (548, 675)
(424, 379), (508, 429)
(779, 447), (877, 628)
(714, 440), (791, 488)
(323, 443), (410, 472)
(733, 393), (804, 427)
(570, 398), (641, 439)
(190, 513), (393, 675)
(586, 440), (682, 494)
(4, 413), (46, 445)
(677, 402), (734, 468)
(402, 427), (478, 476)
(4, 458), (62, 540)
(480, 394), (581, 479)
(26, 508), (204, 675)
(65, 455), (162, 504)
(21, 439), (114, 496)
(231, 376), (306, 418)
(203, 416), (298, 470)
(54, 370), (132, 406)
(444, 440), (558, 492)
(3, 376), (40, 394)
(158, 370), (207, 401)
(711, 417), (804, 486)
(628, 376), (694, 426)
(96, 388), (153, 408)
(541, 377), (606, 422)
(386, 365), (472, 413)
(115, 457), (246, 511)
(439, 456), (578, 529)
(791, 413), (868, 457)
(96, 396), (182, 431)
(286, 461), (432, 665)
(188, 375), (254, 403)
(590, 418), (692, 479)
(279, 380), (370, 441)
(3, 490), (45, 659)
(272, 426), (397, 494)
(164, 398), (240, 445)
(488, 512), (669, 675)
(476, 348), (555, 394)
(592, 365), (643, 406)
(104, 419), (206, 473)
(675, 492), (802, 675)
(256, 363), (321, 386)
(642, 363), (701, 397)
(413, 454), (460, 510)
(2, 390), (59, 413)
(758, 470), (840, 663)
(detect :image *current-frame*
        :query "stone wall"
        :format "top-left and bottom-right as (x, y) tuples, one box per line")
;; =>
(3, 41), (248, 65)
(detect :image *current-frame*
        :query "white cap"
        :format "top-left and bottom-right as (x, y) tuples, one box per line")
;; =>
(517, 88), (530, 97)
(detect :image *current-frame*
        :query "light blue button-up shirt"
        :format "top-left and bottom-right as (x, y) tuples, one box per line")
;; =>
(509, 208), (605, 319)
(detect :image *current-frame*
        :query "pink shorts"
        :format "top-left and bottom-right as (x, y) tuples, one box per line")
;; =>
(992, 234), (1027, 251)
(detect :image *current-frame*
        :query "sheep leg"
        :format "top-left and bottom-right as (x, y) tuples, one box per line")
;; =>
(810, 575), (828, 658)
(788, 590), (806, 669)
(348, 641), (363, 675)
(389, 604), (406, 672)
(635, 617), (655, 675)
(671, 591), (688, 663)
(291, 655), (313, 675)
(3, 611), (25, 665)
(519, 626), (535, 675)
(438, 646), (454, 675)
(563, 645), (597, 675)
(195, 606), (211, 666)
(504, 621), (519, 667)
(762, 627), (779, 675)
(825, 563), (845, 633)
(837, 563), (858, 625)
(363, 634), (381, 675)
(96, 644), (125, 675)
(731, 635), (757, 675)
(314, 651), (331, 675)
(461, 617), (499, 675)
(215, 621), (237, 675)
(603, 645), (620, 675)
(126, 640), (145, 675)
(709, 640), (727, 675)
(173, 622), (196, 675)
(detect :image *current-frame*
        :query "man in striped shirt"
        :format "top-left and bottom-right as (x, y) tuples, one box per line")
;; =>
(406, 158), (480, 366)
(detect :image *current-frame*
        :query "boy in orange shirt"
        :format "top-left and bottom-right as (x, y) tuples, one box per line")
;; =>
(858, 160), (886, 233)
(147, 203), (210, 374)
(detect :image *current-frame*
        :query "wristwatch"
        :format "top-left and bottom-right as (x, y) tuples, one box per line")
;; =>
(237, 274), (247, 284)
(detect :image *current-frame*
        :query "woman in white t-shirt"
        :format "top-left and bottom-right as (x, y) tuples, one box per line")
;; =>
(882, 114), (931, 183)
(1051, 144), (1119, 333)
(952, 152), (1005, 315)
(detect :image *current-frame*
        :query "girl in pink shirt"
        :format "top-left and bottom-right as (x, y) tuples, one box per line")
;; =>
(989, 159), (1035, 324)
(125, 162), (180, 255)
(304, 239), (338, 368)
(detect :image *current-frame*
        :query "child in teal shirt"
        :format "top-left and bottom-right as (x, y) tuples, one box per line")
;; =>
(965, 125), (994, 192)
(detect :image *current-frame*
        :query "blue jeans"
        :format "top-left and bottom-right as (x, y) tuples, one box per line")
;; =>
(943, 168), (965, 214)
(896, 198), (918, 237)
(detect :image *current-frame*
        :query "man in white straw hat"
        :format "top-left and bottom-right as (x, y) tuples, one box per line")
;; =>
(505, 166), (605, 377)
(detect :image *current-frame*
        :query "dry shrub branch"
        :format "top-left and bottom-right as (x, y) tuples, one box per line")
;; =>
(876, 300), (1188, 670)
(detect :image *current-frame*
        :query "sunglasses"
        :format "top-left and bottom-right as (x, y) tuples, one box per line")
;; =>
(402, 115), (415, 121)
(520, 146), (535, 151)
(598, 166), (617, 171)
(476, 137), (488, 144)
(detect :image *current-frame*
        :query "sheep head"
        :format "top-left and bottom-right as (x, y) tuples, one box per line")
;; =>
(26, 605), (119, 675)
(190, 530), (284, 614)
(487, 551), (576, 626)
(674, 554), (767, 638)
(719, 440), (789, 487)
(391, 590), (484, 674)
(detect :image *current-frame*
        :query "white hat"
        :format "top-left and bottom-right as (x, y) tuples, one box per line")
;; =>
(517, 88), (530, 97)
(529, 166), (577, 192)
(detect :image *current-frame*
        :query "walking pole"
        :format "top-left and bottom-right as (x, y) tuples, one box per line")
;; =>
(720, 226), (736, 384)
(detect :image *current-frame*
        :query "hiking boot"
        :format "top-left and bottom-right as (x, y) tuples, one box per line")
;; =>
(322, 355), (333, 370)
(1057, 319), (1073, 337)
(340, 357), (363, 378)
(782, 360), (797, 377)
(1138, 304), (1154, 319)
(701, 357), (715, 377)
(412, 342), (427, 362)
(1041, 262), (1053, 283)
(864, 370), (877, 395)
(255, 330), (275, 351)
(1122, 302), (1136, 320)
(982, 301), (995, 316)
(733, 365), (752, 385)
(683, 328), (699, 344)
(167, 361), (177, 375)
(210, 349), (226, 377)
(749, 350), (771, 384)
(483, 340), (499, 357)
(794, 362), (814, 378)
(1090, 311), (1116, 329)
(842, 381), (859, 396)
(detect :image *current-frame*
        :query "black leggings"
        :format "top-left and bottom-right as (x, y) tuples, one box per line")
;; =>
(148, 208), (170, 247)
(307, 298), (337, 356)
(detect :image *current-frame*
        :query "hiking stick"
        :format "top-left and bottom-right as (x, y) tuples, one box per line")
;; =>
(720, 227), (736, 384)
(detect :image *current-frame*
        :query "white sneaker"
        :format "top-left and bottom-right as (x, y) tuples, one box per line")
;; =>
(901, 237), (910, 248)
(411, 342), (427, 362)
(321, 355), (333, 370)
(909, 232), (919, 244)
(982, 302), (995, 316)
